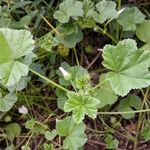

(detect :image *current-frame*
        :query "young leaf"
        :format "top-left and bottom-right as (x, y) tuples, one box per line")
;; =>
(43, 143), (54, 150)
(45, 130), (57, 141)
(53, 0), (83, 23)
(5, 123), (21, 141)
(91, 0), (118, 24)
(68, 66), (90, 89)
(94, 74), (118, 108)
(25, 119), (36, 130)
(64, 91), (100, 124)
(136, 20), (150, 43)
(56, 25), (83, 48)
(0, 93), (17, 112)
(117, 7), (145, 31)
(142, 121), (150, 141)
(37, 33), (59, 52)
(102, 39), (150, 96)
(118, 94), (142, 119)
(0, 28), (35, 86)
(56, 116), (87, 150)
(21, 145), (31, 150)
(77, 0), (95, 29)
(105, 134), (119, 149)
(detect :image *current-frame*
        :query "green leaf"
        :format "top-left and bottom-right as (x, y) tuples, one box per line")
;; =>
(102, 39), (150, 96)
(56, 88), (68, 110)
(53, 0), (83, 23)
(25, 119), (36, 130)
(118, 94), (142, 119)
(45, 130), (57, 141)
(0, 16), (11, 28)
(25, 119), (48, 134)
(0, 28), (35, 86)
(5, 123), (21, 141)
(68, 66), (90, 89)
(43, 143), (54, 150)
(21, 145), (31, 150)
(142, 121), (150, 140)
(136, 20), (150, 43)
(94, 74), (118, 108)
(56, 24), (83, 48)
(82, 0), (94, 14)
(5, 144), (15, 150)
(0, 93), (17, 112)
(64, 91), (100, 124)
(12, 10), (38, 29)
(91, 0), (118, 24)
(7, 76), (31, 92)
(38, 33), (59, 52)
(117, 7), (145, 31)
(105, 134), (119, 149)
(56, 116), (87, 150)
(140, 43), (150, 51)
(77, 0), (95, 29)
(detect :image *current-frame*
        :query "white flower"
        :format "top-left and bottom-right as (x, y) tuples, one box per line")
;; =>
(94, 27), (97, 31)
(118, 8), (125, 15)
(18, 106), (28, 114)
(59, 67), (70, 79)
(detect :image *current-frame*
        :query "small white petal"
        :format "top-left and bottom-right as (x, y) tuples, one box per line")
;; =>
(19, 106), (28, 114)
(118, 8), (125, 15)
(59, 67), (69, 78)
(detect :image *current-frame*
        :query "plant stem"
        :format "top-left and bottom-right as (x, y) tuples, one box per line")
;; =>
(116, 0), (121, 42)
(41, 15), (61, 36)
(98, 108), (150, 115)
(29, 68), (68, 92)
(95, 25), (117, 44)
(73, 47), (79, 66)
(133, 87), (149, 150)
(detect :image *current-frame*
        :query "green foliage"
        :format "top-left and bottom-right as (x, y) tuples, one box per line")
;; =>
(56, 22), (83, 48)
(0, 93), (17, 112)
(56, 88), (68, 110)
(105, 134), (119, 149)
(117, 7), (145, 31)
(142, 121), (150, 140)
(56, 116), (87, 150)
(0, 1), (150, 149)
(68, 66), (90, 89)
(136, 20), (150, 43)
(118, 94), (142, 119)
(140, 43), (150, 51)
(102, 39), (150, 96)
(77, 0), (95, 29)
(43, 143), (54, 150)
(5, 144), (15, 150)
(53, 0), (83, 23)
(0, 28), (35, 86)
(38, 33), (60, 52)
(94, 74), (118, 108)
(5, 123), (21, 141)
(21, 145), (31, 150)
(45, 130), (57, 141)
(64, 91), (99, 124)
(8, 77), (31, 92)
(136, 20), (150, 51)
(25, 119), (48, 134)
(91, 0), (118, 24)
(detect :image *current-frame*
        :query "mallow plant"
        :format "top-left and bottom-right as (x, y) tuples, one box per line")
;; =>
(0, 0), (150, 149)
